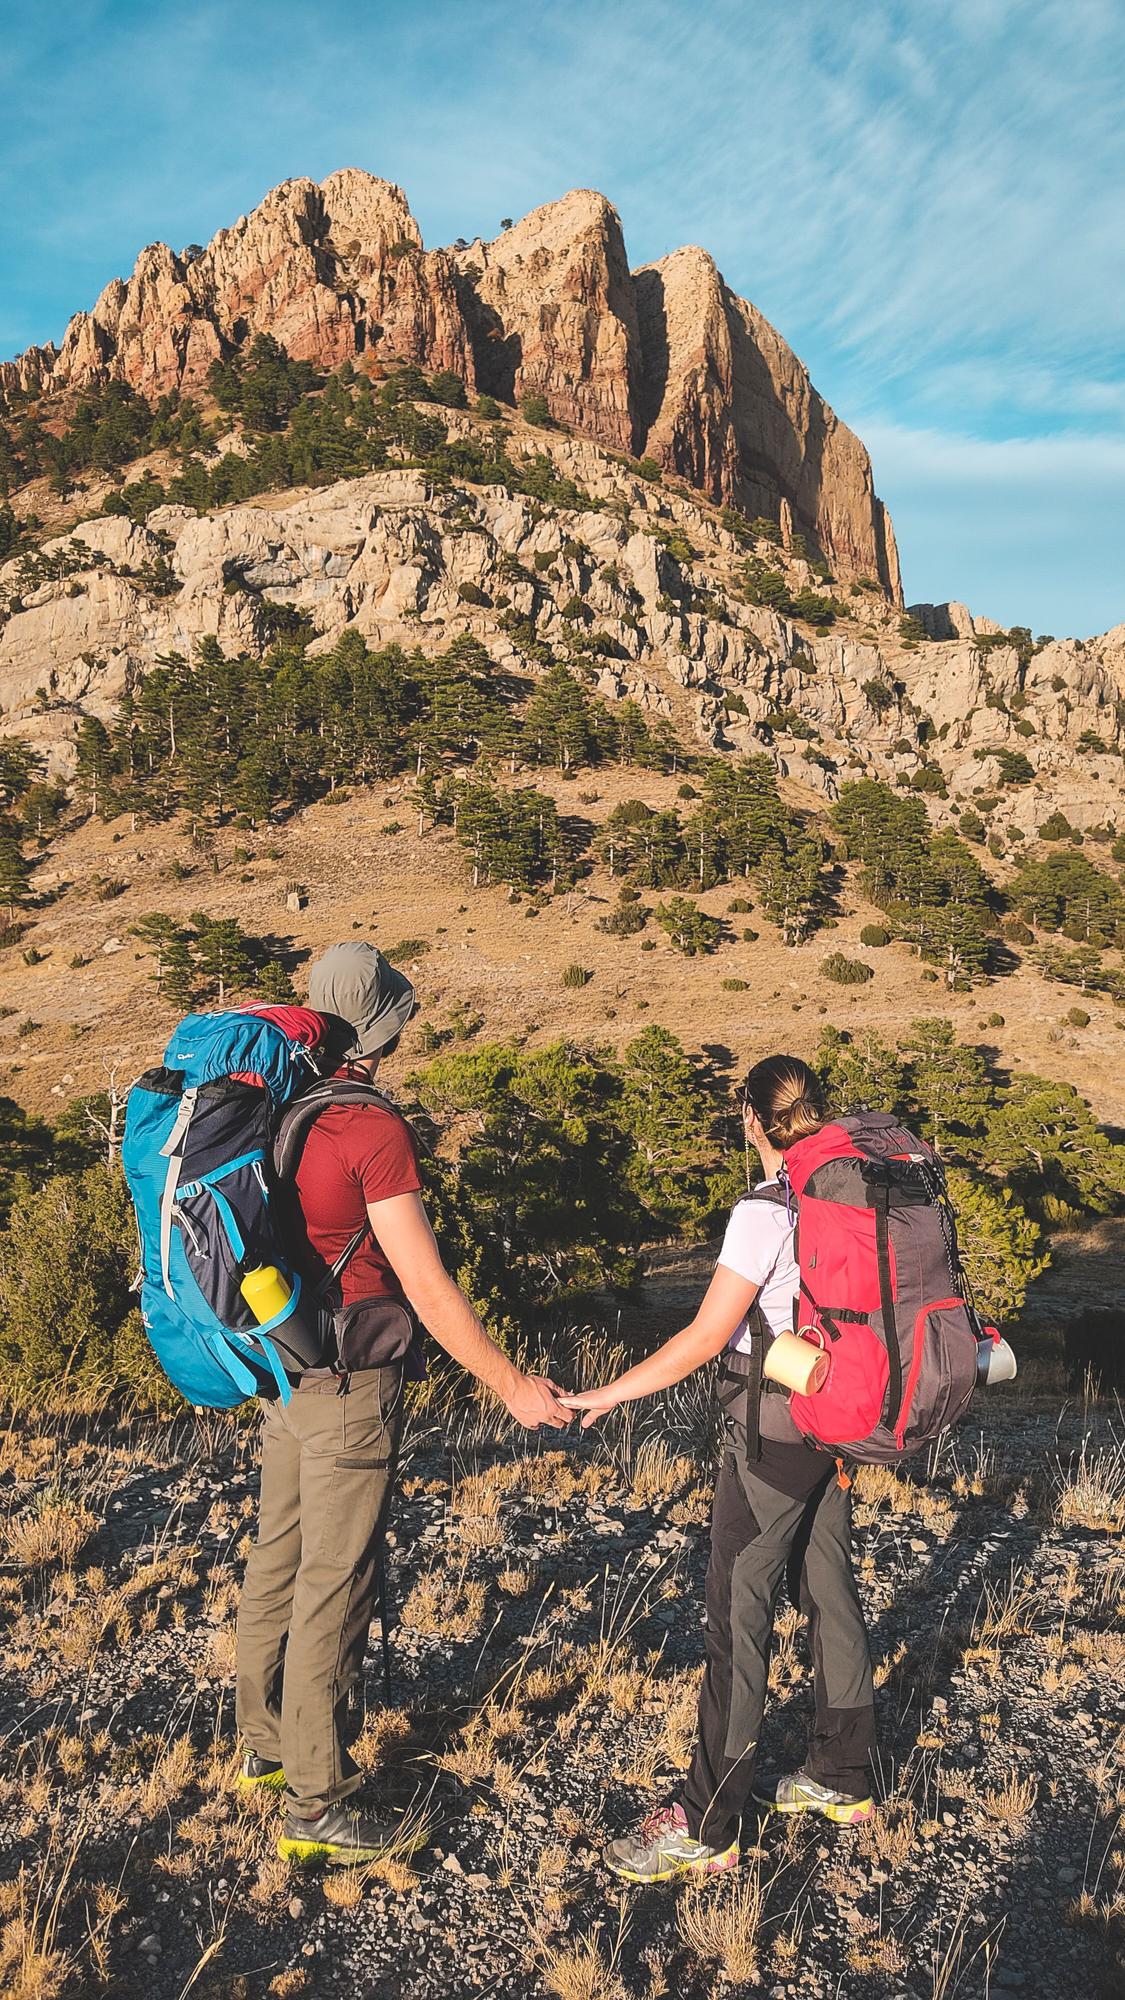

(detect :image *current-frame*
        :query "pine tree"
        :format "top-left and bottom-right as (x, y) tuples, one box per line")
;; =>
(899, 1019), (992, 1158)
(756, 837), (824, 944)
(0, 825), (30, 921)
(131, 913), (188, 995)
(945, 1167), (1047, 1320)
(523, 665), (598, 772)
(74, 716), (116, 819)
(613, 1027), (719, 1233)
(654, 896), (721, 955)
(255, 958), (298, 1003)
(191, 915), (254, 1004)
(982, 1076), (1125, 1217)
(162, 935), (198, 1011)
(815, 1028), (906, 1116)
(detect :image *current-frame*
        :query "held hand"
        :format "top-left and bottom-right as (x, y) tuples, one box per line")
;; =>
(503, 1370), (569, 1431)
(558, 1382), (626, 1430)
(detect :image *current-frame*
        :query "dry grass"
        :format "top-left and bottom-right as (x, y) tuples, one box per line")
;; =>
(657, 1669), (702, 1770)
(847, 1928), (910, 1976)
(980, 1772), (1039, 1829)
(2, 1495), (96, 1571)
(1053, 1436), (1125, 1534)
(399, 1567), (487, 1641)
(540, 1937), (626, 2000)
(858, 1798), (917, 1869)
(677, 1859), (768, 1985)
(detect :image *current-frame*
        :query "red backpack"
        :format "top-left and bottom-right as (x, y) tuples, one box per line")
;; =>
(782, 1112), (988, 1464)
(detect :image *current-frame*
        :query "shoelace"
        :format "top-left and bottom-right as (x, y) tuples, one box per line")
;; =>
(638, 1804), (680, 1843)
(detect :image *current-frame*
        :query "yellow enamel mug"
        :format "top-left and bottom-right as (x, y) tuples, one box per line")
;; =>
(762, 1329), (830, 1395)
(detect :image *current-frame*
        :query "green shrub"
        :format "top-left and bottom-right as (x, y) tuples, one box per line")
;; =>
(0, 1166), (177, 1408)
(721, 977), (749, 991)
(382, 938), (430, 963)
(456, 581), (491, 606)
(520, 393), (552, 427)
(993, 748), (1035, 786)
(986, 1011), (1006, 1027)
(821, 953), (874, 986)
(561, 963), (592, 988)
(1038, 812), (1077, 842)
(599, 893), (648, 937)
(728, 897), (752, 914)
(655, 898), (722, 956)
(859, 924), (890, 947)
(429, 370), (467, 408)
(1066, 1006), (1091, 1028)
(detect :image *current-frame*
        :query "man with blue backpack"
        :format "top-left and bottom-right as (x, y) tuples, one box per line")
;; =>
(124, 940), (567, 1866)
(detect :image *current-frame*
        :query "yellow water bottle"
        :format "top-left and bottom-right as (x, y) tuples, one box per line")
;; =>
(240, 1265), (292, 1322)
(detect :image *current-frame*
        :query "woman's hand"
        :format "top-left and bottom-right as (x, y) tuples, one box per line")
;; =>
(558, 1382), (627, 1429)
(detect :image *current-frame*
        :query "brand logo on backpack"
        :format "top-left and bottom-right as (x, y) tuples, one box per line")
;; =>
(781, 1113), (988, 1464)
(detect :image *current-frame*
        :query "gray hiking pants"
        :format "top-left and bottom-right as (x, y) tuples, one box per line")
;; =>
(681, 1444), (876, 1846)
(235, 1367), (403, 1817)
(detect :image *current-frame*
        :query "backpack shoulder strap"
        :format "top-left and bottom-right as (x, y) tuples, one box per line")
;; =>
(272, 1079), (408, 1290)
(733, 1179), (789, 1211)
(272, 1078), (404, 1181)
(719, 1182), (793, 1463)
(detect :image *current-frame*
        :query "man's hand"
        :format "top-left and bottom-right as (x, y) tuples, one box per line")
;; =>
(502, 1371), (569, 1430)
(558, 1382), (626, 1430)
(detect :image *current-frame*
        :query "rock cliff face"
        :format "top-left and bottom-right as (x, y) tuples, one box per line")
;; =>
(633, 247), (901, 600)
(453, 191), (639, 455)
(2, 170), (899, 595)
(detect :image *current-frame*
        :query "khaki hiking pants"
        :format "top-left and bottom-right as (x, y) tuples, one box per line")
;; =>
(235, 1366), (403, 1817)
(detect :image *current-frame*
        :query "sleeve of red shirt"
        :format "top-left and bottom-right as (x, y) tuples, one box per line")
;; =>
(340, 1108), (423, 1204)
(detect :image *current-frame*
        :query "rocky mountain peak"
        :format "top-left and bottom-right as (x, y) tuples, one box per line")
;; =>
(2, 169), (901, 594)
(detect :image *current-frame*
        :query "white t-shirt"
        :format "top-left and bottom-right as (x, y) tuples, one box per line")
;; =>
(717, 1180), (798, 1353)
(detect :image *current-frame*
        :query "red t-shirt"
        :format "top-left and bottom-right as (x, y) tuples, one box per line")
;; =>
(293, 1087), (422, 1306)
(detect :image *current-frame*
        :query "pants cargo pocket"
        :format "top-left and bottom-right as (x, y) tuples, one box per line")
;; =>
(315, 1452), (392, 1568)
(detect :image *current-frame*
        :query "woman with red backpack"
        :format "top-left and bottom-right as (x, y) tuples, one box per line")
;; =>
(562, 1055), (877, 1882)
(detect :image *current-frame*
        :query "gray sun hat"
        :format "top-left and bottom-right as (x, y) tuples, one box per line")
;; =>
(307, 942), (416, 1058)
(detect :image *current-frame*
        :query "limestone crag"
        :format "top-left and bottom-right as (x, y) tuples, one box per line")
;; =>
(454, 192), (639, 455)
(908, 601), (1005, 641)
(633, 247), (901, 601)
(4, 169), (897, 593)
(2, 426), (1119, 840)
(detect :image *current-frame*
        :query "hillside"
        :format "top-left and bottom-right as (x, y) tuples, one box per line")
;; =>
(1, 391), (1124, 1132)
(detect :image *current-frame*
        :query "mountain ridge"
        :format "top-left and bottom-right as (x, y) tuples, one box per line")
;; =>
(0, 168), (901, 599)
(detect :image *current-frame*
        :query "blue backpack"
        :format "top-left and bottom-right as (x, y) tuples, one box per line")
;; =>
(122, 1011), (326, 1409)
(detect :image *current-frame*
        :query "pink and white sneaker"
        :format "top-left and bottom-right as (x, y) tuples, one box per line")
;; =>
(604, 1802), (739, 1883)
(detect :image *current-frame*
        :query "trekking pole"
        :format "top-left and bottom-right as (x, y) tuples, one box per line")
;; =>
(375, 1548), (394, 1692)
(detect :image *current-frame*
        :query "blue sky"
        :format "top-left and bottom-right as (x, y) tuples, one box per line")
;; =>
(2, 0), (1122, 637)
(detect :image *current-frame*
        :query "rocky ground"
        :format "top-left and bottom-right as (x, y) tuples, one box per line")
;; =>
(1, 1352), (1122, 2000)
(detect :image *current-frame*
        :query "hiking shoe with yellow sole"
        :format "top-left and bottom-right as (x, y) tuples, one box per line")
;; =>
(753, 1774), (873, 1825)
(277, 1802), (422, 1866)
(237, 1753), (286, 1792)
(604, 1803), (738, 1884)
